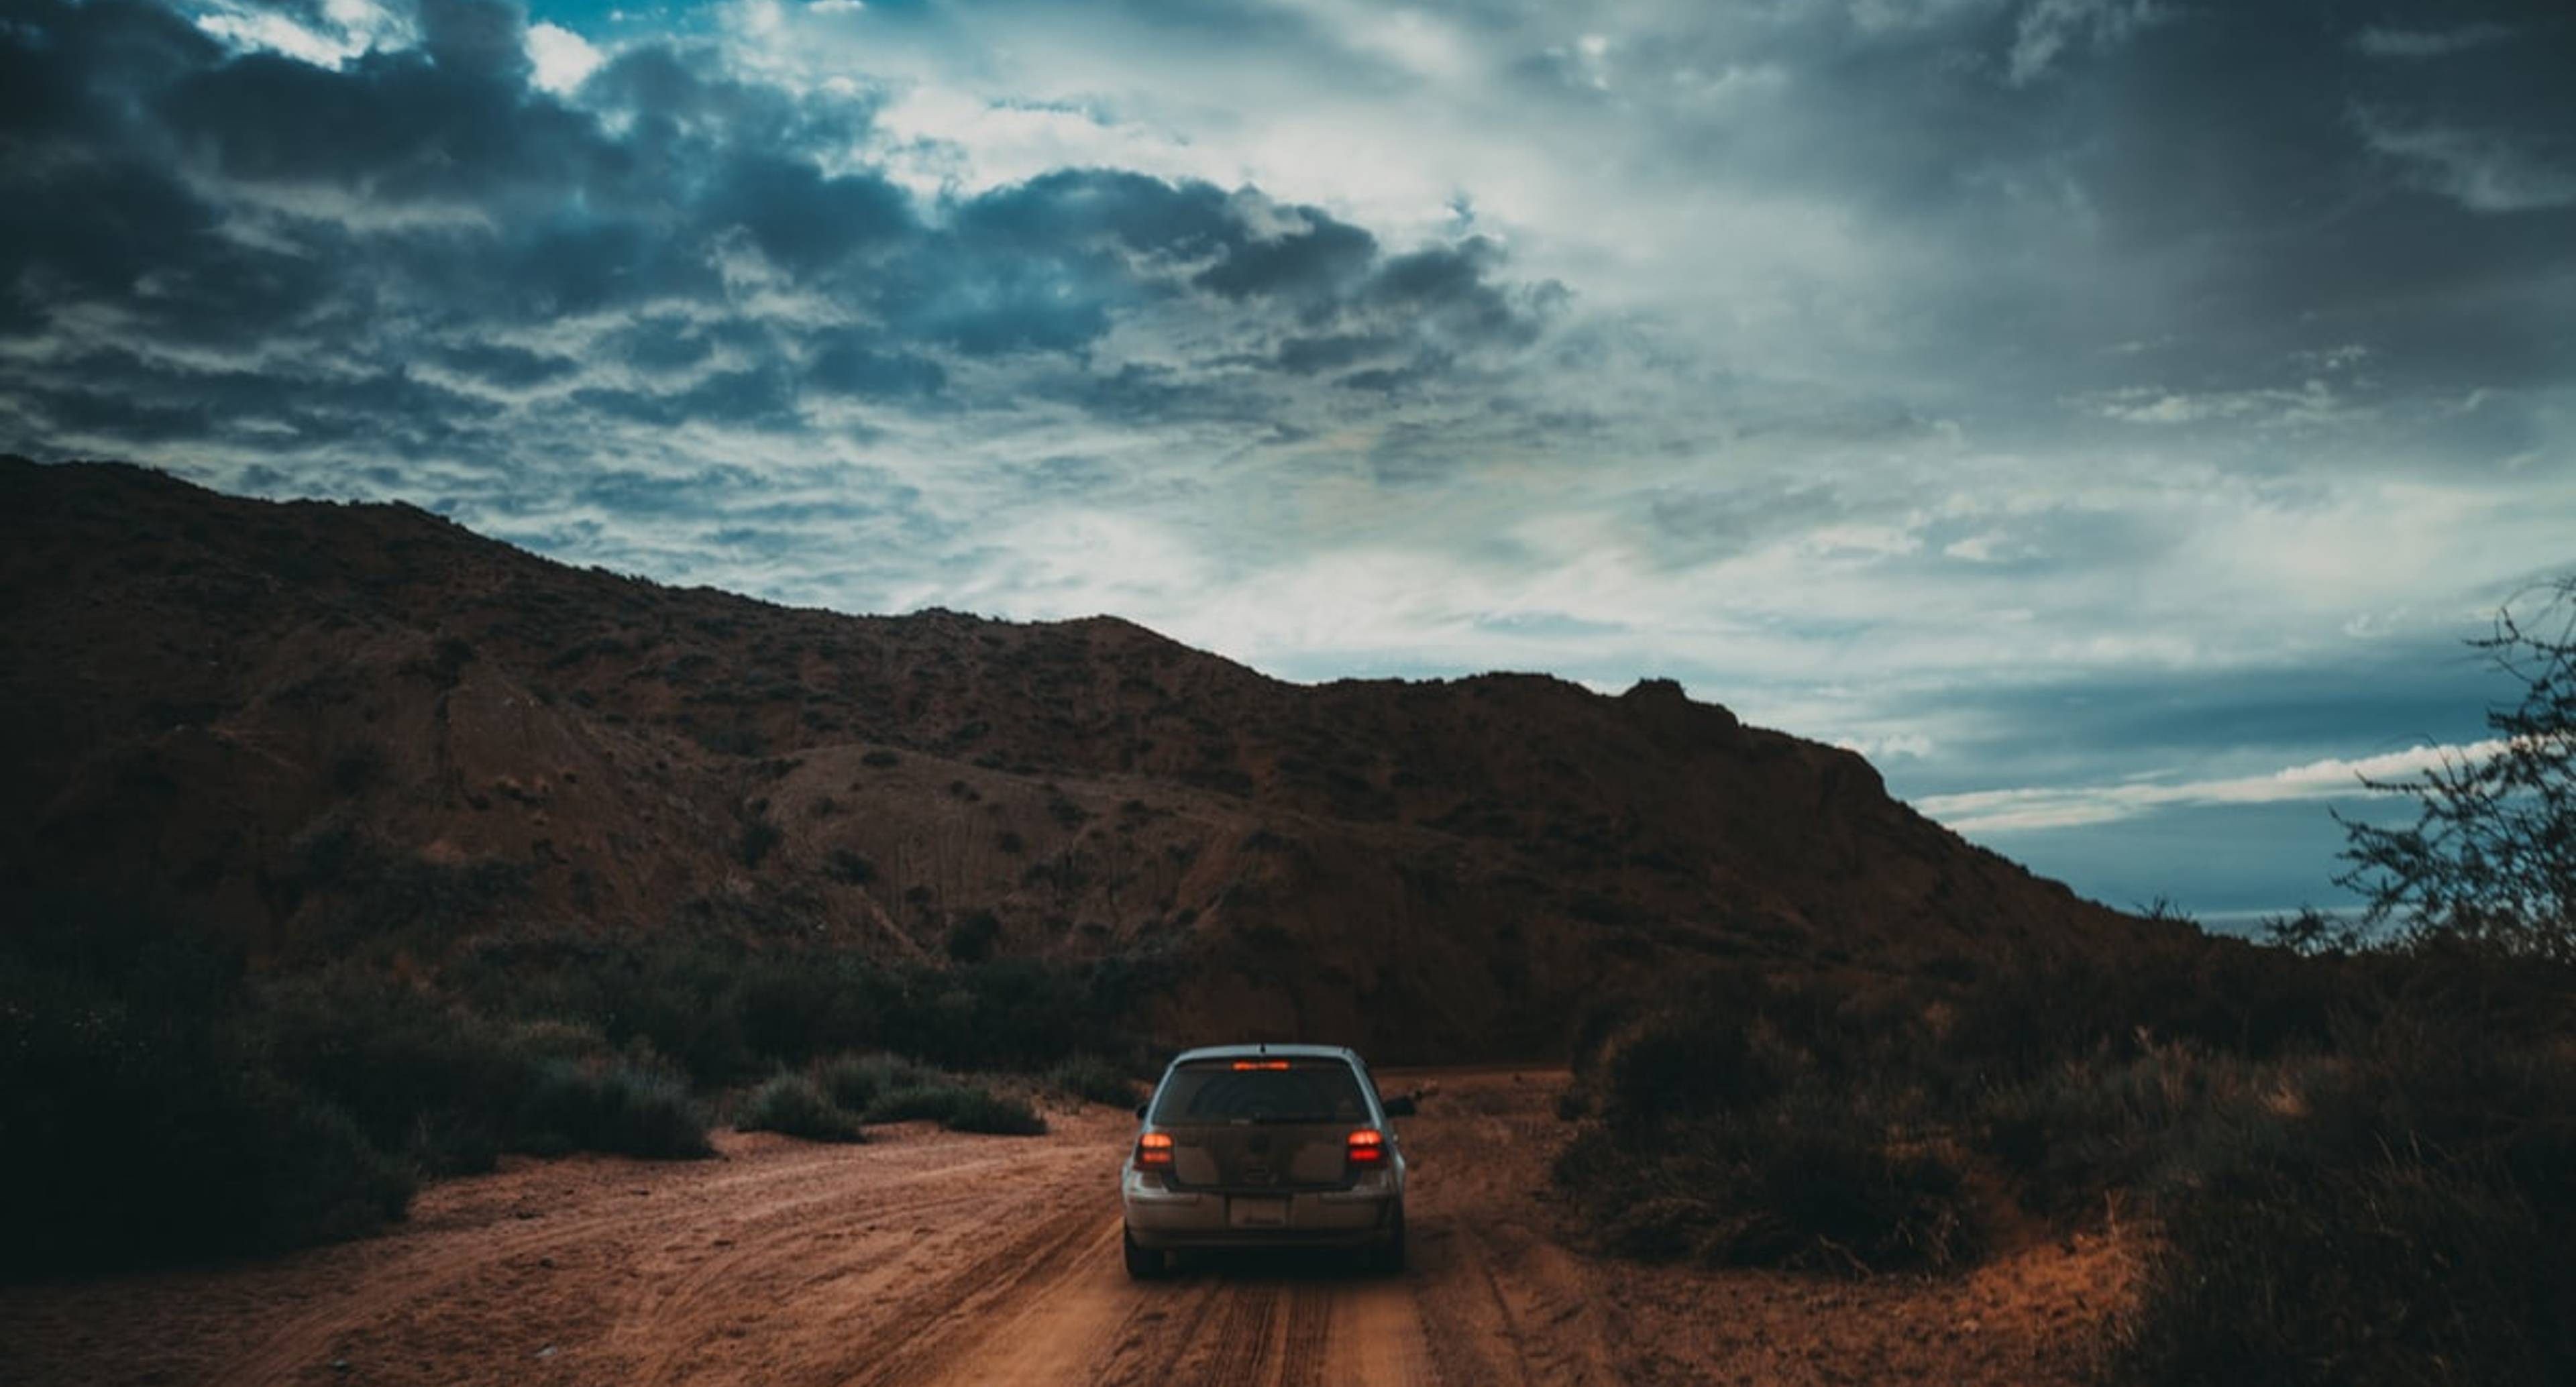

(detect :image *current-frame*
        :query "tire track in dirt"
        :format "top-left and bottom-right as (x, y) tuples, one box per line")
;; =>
(832, 1201), (1114, 1387)
(1079, 1269), (1228, 1386)
(211, 1135), (1079, 1387)
(1271, 1283), (1335, 1387)
(1318, 1278), (1437, 1387)
(1177, 1274), (1284, 1387)
(616, 1183), (998, 1386)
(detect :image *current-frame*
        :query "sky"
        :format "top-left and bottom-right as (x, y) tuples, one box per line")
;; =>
(3, 0), (2572, 925)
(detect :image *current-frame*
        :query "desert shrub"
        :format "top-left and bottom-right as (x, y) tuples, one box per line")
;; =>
(1046, 1054), (1136, 1107)
(1563, 939), (2576, 1383)
(729, 955), (880, 1064)
(2113, 1031), (2576, 1386)
(945, 909), (1002, 962)
(1978, 1042), (2266, 1217)
(736, 1072), (864, 1143)
(518, 1058), (711, 1159)
(942, 1088), (1049, 1136)
(736, 816), (784, 868)
(0, 923), (412, 1276)
(250, 970), (711, 1168)
(1557, 1002), (1982, 1274)
(863, 1083), (971, 1124)
(1597, 1007), (1794, 1131)
(1943, 938), (2347, 1076)
(249, 972), (537, 1172)
(452, 933), (1167, 1083)
(1558, 1082), (1979, 1273)
(2125, 1150), (2561, 1387)
(816, 1052), (938, 1113)
(0, 1008), (412, 1276)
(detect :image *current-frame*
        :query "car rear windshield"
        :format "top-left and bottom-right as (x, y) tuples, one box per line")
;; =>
(1149, 1060), (1371, 1125)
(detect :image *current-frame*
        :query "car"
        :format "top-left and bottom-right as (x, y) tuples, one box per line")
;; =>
(1119, 1043), (1414, 1279)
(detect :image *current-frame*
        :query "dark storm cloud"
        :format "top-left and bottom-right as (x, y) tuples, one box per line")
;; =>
(1572, 0), (2575, 412)
(801, 331), (947, 400)
(0, 0), (1554, 461)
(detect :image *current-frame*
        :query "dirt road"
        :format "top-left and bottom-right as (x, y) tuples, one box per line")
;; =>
(1, 1069), (2131, 1386)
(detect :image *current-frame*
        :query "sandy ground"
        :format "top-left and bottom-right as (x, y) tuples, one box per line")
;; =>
(0, 1069), (2133, 1386)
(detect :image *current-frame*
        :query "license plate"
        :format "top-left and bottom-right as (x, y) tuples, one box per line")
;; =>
(1228, 1197), (1289, 1228)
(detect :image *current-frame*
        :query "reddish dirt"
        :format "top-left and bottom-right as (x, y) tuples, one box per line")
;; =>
(0, 1070), (2135, 1387)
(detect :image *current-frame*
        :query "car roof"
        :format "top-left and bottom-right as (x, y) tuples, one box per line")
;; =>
(1165, 1043), (1363, 1065)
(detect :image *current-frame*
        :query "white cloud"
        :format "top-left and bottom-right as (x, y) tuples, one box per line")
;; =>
(1918, 739), (2512, 833)
(2092, 380), (2354, 428)
(189, 0), (412, 65)
(2008, 0), (2165, 87)
(2357, 115), (2576, 214)
(1837, 732), (1938, 760)
(2353, 25), (2513, 60)
(526, 22), (606, 95)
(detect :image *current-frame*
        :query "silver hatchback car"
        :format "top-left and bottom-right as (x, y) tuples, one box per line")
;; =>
(1119, 1044), (1413, 1278)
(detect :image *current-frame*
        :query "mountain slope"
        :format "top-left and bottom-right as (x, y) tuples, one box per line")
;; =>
(0, 457), (2160, 1057)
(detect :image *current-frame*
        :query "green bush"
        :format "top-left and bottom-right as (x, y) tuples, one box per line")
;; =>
(1045, 1054), (1135, 1107)
(736, 1072), (864, 1143)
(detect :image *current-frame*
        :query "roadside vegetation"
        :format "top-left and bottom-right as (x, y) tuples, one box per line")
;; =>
(1557, 576), (2576, 1386)
(0, 904), (1151, 1280)
(1554, 941), (2576, 1385)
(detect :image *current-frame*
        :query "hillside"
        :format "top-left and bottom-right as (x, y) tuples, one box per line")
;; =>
(0, 457), (2160, 1058)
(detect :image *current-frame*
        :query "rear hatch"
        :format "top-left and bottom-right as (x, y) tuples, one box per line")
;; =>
(1149, 1059), (1372, 1190)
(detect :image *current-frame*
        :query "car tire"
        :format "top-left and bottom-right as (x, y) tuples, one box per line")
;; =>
(1122, 1225), (1167, 1281)
(1365, 1203), (1405, 1276)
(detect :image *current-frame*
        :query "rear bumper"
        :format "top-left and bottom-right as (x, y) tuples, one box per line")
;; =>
(1122, 1168), (1400, 1249)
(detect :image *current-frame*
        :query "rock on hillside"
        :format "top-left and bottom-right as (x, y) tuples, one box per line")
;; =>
(0, 458), (2161, 1058)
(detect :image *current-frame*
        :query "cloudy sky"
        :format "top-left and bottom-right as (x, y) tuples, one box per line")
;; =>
(5, 0), (2573, 923)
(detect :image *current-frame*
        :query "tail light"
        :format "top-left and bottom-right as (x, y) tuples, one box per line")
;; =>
(1346, 1129), (1385, 1167)
(1134, 1130), (1173, 1170)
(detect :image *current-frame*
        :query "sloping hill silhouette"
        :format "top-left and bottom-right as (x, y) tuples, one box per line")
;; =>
(0, 457), (2160, 1056)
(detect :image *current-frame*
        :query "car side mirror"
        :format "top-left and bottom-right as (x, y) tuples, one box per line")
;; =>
(1134, 1103), (1150, 1119)
(1383, 1096), (1416, 1117)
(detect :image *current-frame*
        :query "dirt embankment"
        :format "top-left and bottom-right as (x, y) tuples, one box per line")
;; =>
(0, 1070), (2132, 1386)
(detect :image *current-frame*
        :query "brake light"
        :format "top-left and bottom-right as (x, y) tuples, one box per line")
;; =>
(1231, 1060), (1291, 1070)
(1346, 1129), (1385, 1166)
(1135, 1131), (1173, 1168)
